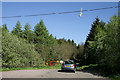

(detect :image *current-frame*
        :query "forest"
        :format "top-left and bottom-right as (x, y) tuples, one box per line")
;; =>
(84, 15), (120, 75)
(1, 15), (120, 75)
(1, 20), (84, 68)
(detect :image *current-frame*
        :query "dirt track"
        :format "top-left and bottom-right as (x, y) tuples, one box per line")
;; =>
(2, 69), (105, 78)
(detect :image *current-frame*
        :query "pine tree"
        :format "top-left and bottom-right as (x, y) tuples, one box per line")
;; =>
(34, 20), (49, 44)
(12, 21), (22, 37)
(2, 24), (9, 32)
(34, 20), (57, 61)
(22, 23), (33, 43)
(84, 17), (105, 64)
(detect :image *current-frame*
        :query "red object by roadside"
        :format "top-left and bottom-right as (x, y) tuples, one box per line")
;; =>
(50, 61), (52, 66)
(47, 61), (60, 66)
(47, 61), (48, 66)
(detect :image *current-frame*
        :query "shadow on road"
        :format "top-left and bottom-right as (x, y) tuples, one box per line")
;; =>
(76, 69), (105, 77)
(58, 70), (75, 73)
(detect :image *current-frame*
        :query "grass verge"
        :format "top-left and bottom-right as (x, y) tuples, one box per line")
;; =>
(2, 64), (62, 71)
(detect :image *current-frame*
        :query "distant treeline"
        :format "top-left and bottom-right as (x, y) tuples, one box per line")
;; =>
(1, 20), (84, 68)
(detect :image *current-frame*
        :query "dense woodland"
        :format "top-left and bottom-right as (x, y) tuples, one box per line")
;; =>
(1, 15), (120, 75)
(1, 20), (83, 68)
(84, 15), (120, 74)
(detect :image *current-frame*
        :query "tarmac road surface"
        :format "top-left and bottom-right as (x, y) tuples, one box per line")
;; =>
(2, 69), (106, 78)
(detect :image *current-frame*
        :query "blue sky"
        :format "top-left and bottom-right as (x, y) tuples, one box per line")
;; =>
(1, 0), (120, 2)
(2, 2), (118, 45)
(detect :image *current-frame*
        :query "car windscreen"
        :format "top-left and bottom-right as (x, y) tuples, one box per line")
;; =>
(64, 61), (74, 64)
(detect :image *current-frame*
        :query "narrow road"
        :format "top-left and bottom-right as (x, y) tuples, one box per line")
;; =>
(2, 69), (106, 78)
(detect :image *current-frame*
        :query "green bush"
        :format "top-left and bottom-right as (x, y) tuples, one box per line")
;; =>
(2, 29), (43, 68)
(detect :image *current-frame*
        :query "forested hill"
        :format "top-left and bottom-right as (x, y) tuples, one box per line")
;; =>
(1, 20), (84, 68)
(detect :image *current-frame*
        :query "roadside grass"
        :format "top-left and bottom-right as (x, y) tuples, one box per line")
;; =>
(77, 64), (98, 70)
(2, 64), (62, 71)
(77, 64), (120, 80)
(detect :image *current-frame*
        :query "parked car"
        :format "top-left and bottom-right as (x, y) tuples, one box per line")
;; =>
(61, 60), (76, 72)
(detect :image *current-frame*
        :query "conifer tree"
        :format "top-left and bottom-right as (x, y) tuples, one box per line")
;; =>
(84, 17), (105, 64)
(22, 23), (33, 43)
(12, 21), (22, 37)
(2, 24), (9, 32)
